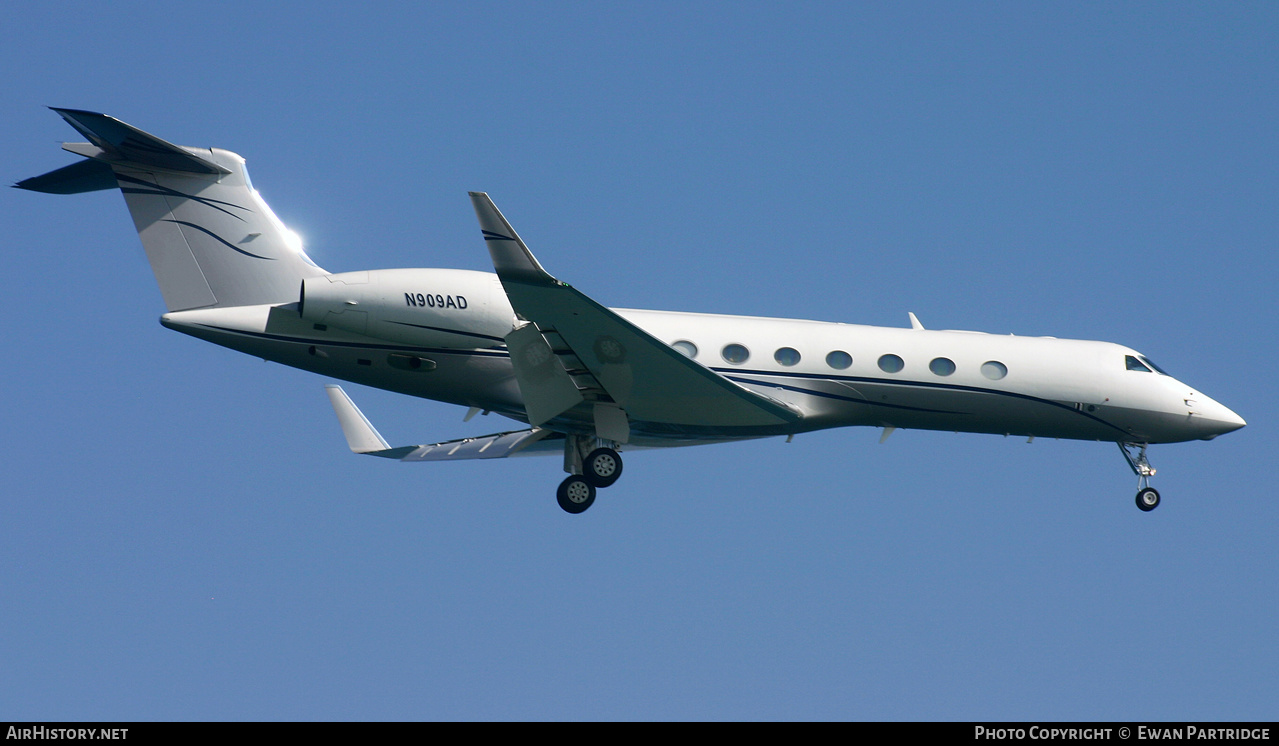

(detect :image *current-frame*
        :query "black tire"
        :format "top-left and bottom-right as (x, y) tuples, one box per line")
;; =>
(1136, 487), (1160, 512)
(583, 447), (623, 488)
(557, 475), (596, 514)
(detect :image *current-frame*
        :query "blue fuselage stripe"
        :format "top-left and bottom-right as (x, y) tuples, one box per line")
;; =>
(715, 367), (1129, 435)
(177, 324), (1127, 436)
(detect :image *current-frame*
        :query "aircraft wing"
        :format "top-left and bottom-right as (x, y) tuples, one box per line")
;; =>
(325, 385), (562, 461)
(469, 192), (801, 437)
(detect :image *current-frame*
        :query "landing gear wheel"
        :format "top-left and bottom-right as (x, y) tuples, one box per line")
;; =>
(557, 475), (596, 514)
(583, 447), (623, 488)
(1136, 487), (1161, 512)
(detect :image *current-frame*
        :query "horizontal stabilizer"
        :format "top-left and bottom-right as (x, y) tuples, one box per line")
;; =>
(324, 385), (561, 462)
(13, 158), (117, 194)
(48, 108), (229, 175)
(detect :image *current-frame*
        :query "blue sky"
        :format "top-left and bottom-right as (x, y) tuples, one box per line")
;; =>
(2, 2), (1275, 721)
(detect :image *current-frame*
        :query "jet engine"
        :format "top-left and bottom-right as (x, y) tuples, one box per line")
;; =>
(299, 269), (514, 348)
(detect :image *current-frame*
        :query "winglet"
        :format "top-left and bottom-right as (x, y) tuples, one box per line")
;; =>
(325, 385), (414, 458)
(468, 192), (556, 285)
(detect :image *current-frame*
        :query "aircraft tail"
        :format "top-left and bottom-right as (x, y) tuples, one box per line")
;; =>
(16, 108), (326, 311)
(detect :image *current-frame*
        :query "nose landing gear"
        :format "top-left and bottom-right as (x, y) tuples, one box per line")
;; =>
(1119, 443), (1159, 512)
(1136, 486), (1161, 511)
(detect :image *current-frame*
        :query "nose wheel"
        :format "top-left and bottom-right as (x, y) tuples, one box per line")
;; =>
(1136, 487), (1161, 512)
(1119, 443), (1160, 512)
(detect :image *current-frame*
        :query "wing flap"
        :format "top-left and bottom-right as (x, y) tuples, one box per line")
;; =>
(504, 322), (585, 427)
(400, 428), (559, 461)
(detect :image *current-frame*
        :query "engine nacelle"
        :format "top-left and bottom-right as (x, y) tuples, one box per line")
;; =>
(300, 269), (514, 348)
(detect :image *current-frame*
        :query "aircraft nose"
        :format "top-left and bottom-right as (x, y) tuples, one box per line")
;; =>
(1196, 398), (1246, 440)
(1218, 406), (1246, 434)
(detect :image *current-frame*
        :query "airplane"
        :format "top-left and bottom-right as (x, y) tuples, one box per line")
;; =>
(16, 108), (1246, 514)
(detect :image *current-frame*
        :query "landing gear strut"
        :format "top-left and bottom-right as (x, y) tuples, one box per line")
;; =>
(1119, 443), (1160, 512)
(557, 437), (624, 514)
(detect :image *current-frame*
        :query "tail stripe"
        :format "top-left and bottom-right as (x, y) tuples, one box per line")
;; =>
(161, 220), (276, 261)
(115, 173), (250, 221)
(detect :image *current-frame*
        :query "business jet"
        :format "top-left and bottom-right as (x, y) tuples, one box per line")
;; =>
(17, 109), (1246, 514)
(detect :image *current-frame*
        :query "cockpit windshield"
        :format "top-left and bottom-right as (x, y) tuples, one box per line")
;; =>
(1140, 356), (1169, 375)
(1125, 355), (1151, 372)
(1125, 354), (1169, 375)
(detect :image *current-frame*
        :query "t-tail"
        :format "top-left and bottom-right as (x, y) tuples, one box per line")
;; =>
(15, 108), (326, 311)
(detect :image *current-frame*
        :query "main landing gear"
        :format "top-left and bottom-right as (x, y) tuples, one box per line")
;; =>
(556, 437), (624, 514)
(1119, 442), (1160, 512)
(556, 475), (596, 514)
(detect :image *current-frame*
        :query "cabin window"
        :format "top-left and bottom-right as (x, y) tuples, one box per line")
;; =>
(1125, 355), (1153, 372)
(774, 347), (801, 366)
(878, 354), (904, 373)
(672, 340), (698, 359)
(826, 350), (852, 370)
(981, 361), (1008, 380)
(721, 343), (750, 364)
(929, 357), (956, 376)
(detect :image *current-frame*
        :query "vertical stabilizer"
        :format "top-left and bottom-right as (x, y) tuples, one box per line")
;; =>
(16, 109), (326, 311)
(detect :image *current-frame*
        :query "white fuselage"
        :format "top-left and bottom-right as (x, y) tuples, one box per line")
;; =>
(20, 109), (1245, 513)
(160, 267), (1245, 448)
